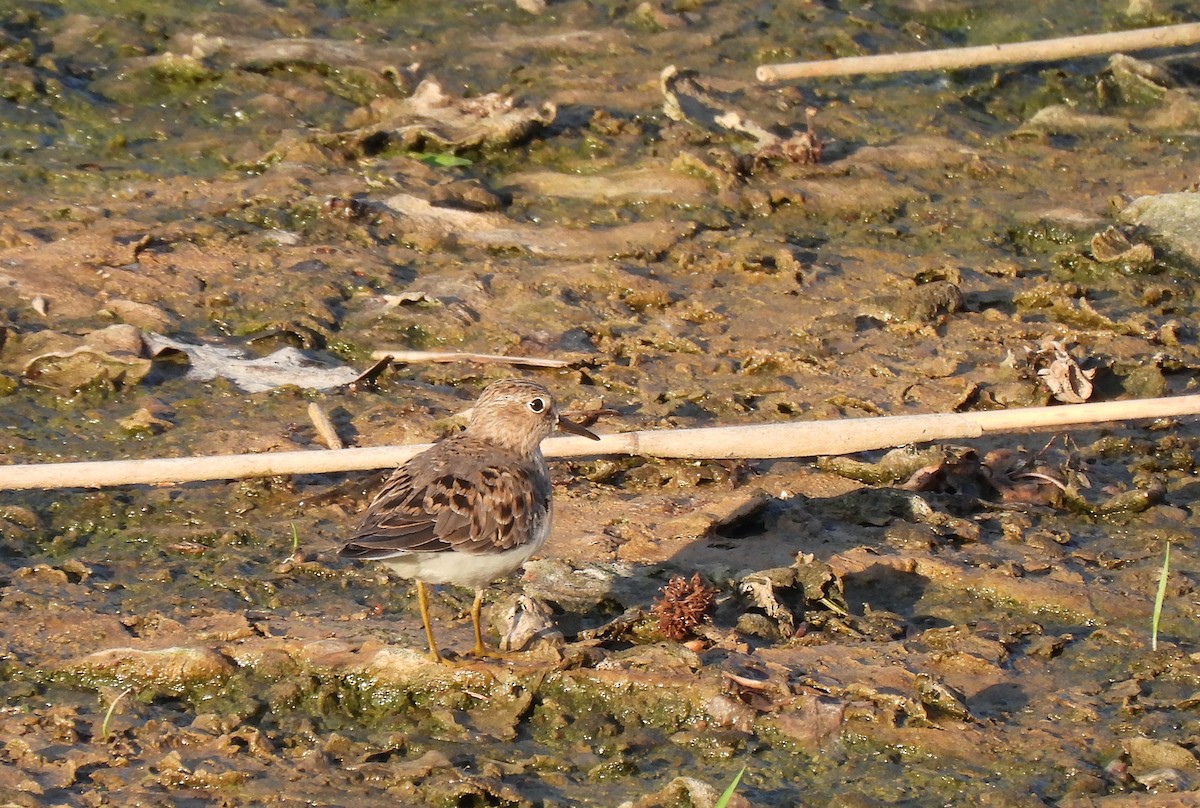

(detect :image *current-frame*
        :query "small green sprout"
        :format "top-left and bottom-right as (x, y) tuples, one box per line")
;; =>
(1151, 541), (1170, 651)
(714, 766), (746, 808)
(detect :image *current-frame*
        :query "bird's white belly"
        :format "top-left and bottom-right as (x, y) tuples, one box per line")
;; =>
(383, 543), (540, 590)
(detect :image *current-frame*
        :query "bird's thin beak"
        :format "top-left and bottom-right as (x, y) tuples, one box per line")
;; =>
(557, 415), (601, 441)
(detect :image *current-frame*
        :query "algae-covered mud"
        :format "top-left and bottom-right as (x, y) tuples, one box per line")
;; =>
(2, 0), (1200, 804)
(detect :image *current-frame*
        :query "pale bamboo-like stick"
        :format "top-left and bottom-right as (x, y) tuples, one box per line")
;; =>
(0, 394), (1197, 490)
(372, 350), (575, 368)
(307, 402), (344, 450)
(757, 22), (1200, 82)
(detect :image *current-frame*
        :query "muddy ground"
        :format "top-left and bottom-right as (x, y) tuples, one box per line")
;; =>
(1, 0), (1199, 805)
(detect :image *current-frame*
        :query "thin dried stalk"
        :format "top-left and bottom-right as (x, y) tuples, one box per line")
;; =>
(0, 394), (1198, 490)
(371, 350), (575, 368)
(757, 23), (1200, 82)
(307, 402), (343, 450)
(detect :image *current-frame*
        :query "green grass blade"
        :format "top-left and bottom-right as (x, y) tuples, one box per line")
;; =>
(714, 766), (746, 808)
(1151, 541), (1170, 651)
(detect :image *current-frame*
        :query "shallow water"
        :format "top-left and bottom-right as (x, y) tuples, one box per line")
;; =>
(2, 1), (1199, 805)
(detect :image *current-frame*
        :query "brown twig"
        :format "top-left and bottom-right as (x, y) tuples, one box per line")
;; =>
(757, 23), (1200, 82)
(0, 394), (1198, 490)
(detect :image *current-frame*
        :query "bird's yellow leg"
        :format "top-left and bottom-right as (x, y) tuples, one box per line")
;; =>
(471, 588), (487, 657)
(417, 581), (444, 664)
(466, 589), (516, 660)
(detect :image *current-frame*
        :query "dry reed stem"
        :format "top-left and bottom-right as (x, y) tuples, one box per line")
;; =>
(757, 23), (1200, 82)
(371, 350), (575, 368)
(306, 402), (343, 450)
(1, 394), (1198, 490)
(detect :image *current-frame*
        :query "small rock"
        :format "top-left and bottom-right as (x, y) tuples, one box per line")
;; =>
(915, 673), (971, 721)
(102, 299), (177, 331)
(858, 281), (963, 324)
(1016, 105), (1131, 136)
(1106, 53), (1176, 104)
(1119, 191), (1200, 269)
(67, 646), (234, 689)
(617, 774), (749, 808)
(120, 407), (174, 435)
(1125, 736), (1200, 784)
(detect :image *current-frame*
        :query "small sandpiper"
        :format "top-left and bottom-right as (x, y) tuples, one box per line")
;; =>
(340, 379), (599, 662)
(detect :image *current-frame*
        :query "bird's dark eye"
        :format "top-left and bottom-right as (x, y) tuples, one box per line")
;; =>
(528, 397), (546, 413)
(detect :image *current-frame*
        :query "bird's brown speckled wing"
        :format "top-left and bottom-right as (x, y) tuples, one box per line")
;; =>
(339, 436), (550, 560)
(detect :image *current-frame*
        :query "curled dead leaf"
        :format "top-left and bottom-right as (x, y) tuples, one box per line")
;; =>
(1026, 340), (1096, 403)
(1091, 225), (1155, 269)
(343, 77), (555, 153)
(494, 594), (563, 652)
(660, 65), (821, 164)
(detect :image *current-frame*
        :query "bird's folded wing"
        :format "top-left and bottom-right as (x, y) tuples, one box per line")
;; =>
(339, 460), (547, 558)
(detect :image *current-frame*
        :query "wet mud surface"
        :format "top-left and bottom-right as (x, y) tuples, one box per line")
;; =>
(2, 1), (1200, 805)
